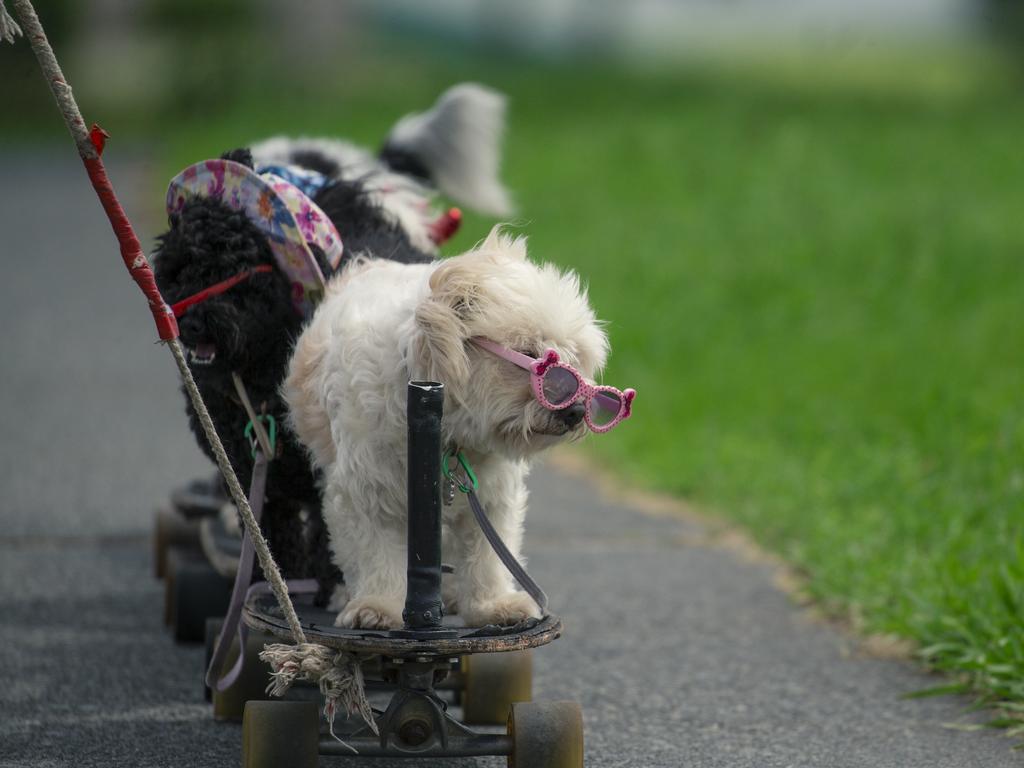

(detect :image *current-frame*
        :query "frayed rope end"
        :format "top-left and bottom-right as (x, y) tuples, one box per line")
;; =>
(0, 2), (23, 44)
(260, 642), (379, 737)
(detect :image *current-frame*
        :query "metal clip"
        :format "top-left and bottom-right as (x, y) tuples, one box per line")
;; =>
(244, 413), (277, 459)
(442, 449), (478, 494)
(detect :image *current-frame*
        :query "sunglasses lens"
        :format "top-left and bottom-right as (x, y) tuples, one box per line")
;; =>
(542, 366), (579, 406)
(591, 391), (622, 427)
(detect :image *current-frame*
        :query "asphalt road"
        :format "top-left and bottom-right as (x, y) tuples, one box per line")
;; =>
(0, 153), (1018, 767)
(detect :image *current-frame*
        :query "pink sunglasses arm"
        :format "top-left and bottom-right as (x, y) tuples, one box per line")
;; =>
(470, 337), (547, 372)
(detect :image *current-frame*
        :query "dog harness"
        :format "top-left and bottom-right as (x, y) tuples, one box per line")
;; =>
(169, 264), (274, 319)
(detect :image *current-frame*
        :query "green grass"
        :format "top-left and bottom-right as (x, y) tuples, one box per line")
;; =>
(552, 63), (1024, 716)
(537, 64), (1024, 716)
(13, 32), (1022, 717)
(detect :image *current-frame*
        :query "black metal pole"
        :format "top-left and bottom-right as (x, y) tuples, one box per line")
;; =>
(401, 380), (448, 632)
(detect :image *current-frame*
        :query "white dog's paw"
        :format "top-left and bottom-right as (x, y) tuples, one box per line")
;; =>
(442, 576), (459, 616)
(326, 583), (351, 613)
(443, 594), (459, 616)
(335, 595), (404, 630)
(461, 592), (541, 627)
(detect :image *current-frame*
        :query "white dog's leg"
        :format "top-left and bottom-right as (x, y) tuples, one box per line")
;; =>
(451, 460), (541, 627)
(324, 481), (407, 629)
(326, 582), (350, 613)
(441, 571), (459, 616)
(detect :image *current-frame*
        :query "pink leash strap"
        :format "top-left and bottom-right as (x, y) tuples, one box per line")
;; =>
(205, 447), (268, 692)
(204, 451), (318, 692)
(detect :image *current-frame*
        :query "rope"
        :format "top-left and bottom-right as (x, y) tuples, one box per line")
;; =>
(169, 341), (306, 641)
(260, 643), (379, 743)
(5, 0), (177, 340)
(7, 0), (90, 158)
(4, 0), (303, 637)
(167, 239), (378, 739)
(3, 0), (375, 734)
(0, 1), (20, 43)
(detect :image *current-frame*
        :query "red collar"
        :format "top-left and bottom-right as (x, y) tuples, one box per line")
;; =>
(170, 264), (274, 318)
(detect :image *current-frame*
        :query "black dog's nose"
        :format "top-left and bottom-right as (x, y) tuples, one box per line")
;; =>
(555, 401), (586, 428)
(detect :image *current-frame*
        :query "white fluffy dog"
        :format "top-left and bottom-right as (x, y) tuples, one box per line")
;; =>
(284, 228), (609, 629)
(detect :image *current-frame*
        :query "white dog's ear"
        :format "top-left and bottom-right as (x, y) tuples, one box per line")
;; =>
(413, 258), (476, 389)
(414, 231), (527, 388)
(479, 225), (527, 260)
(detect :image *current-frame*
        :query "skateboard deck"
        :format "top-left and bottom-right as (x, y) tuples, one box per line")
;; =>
(244, 591), (562, 658)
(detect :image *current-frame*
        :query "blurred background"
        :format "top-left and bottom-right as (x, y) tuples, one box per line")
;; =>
(3, 0), (1023, 726)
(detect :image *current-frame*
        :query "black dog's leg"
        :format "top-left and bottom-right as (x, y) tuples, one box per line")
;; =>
(261, 498), (308, 580)
(306, 505), (344, 607)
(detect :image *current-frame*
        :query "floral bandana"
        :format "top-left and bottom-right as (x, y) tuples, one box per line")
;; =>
(166, 159), (344, 319)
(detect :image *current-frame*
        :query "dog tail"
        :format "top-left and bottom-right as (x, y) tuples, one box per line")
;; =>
(380, 83), (514, 217)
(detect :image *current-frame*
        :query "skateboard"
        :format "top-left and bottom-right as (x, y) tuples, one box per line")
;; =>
(232, 382), (584, 767)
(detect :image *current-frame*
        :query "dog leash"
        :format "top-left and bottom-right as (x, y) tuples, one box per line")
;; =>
(206, 375), (281, 691)
(205, 440), (321, 691)
(232, 372), (274, 458)
(205, 444), (268, 691)
(443, 450), (550, 614)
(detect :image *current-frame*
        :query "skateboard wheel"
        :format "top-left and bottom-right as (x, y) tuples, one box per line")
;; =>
(153, 507), (200, 579)
(508, 701), (584, 768)
(242, 700), (320, 768)
(163, 545), (191, 627)
(461, 649), (533, 725)
(168, 549), (232, 643)
(212, 629), (274, 721)
(171, 474), (226, 519)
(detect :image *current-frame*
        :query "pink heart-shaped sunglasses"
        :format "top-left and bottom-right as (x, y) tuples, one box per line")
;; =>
(470, 337), (636, 433)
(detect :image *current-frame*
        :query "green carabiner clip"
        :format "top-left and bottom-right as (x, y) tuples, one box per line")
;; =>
(244, 414), (277, 459)
(442, 449), (478, 494)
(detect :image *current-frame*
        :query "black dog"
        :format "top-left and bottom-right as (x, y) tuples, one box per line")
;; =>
(154, 83), (512, 600)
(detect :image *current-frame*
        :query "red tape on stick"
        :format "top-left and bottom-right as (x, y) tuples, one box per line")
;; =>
(89, 124), (109, 156)
(82, 150), (178, 341)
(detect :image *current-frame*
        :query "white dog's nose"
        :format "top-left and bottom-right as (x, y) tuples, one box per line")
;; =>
(555, 401), (586, 428)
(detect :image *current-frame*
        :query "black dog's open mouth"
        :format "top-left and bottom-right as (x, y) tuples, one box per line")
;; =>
(186, 342), (217, 366)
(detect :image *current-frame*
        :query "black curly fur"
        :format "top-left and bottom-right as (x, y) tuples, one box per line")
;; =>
(290, 149), (340, 178)
(155, 194), (315, 577)
(311, 184), (428, 265)
(155, 146), (435, 601)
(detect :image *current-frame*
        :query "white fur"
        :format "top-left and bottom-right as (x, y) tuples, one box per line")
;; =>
(250, 136), (377, 178)
(284, 228), (608, 629)
(249, 82), (514, 256)
(386, 83), (514, 217)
